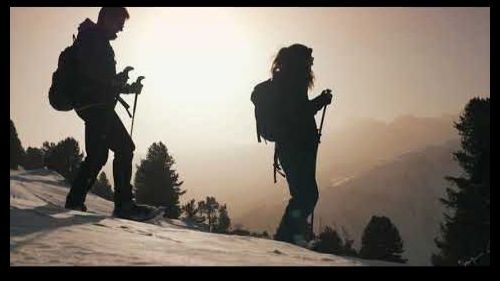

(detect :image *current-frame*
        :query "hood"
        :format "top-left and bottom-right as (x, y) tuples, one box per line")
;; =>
(75, 18), (107, 42)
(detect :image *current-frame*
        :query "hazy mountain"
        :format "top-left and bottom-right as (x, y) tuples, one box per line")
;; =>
(317, 113), (458, 185)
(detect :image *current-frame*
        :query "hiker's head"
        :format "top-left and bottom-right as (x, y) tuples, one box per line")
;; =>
(271, 43), (315, 89)
(97, 7), (130, 40)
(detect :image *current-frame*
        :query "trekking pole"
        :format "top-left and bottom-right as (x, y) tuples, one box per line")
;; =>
(318, 106), (327, 143)
(311, 89), (332, 240)
(318, 89), (331, 143)
(130, 76), (145, 138)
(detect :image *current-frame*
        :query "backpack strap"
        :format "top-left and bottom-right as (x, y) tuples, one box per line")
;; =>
(273, 144), (286, 183)
(116, 96), (132, 118)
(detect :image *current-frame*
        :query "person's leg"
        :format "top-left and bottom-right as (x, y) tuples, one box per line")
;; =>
(301, 143), (319, 219)
(300, 143), (319, 241)
(106, 111), (135, 209)
(66, 109), (110, 210)
(275, 143), (308, 243)
(106, 112), (159, 221)
(275, 142), (319, 244)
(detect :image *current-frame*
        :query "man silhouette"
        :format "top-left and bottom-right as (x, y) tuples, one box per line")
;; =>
(65, 7), (158, 221)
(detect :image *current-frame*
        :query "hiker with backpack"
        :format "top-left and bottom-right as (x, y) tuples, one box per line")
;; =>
(54, 7), (159, 221)
(251, 44), (333, 246)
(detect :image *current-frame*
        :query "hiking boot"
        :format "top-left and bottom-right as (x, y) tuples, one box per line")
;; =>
(306, 238), (320, 250)
(292, 234), (308, 247)
(112, 202), (162, 222)
(64, 201), (87, 212)
(292, 234), (318, 250)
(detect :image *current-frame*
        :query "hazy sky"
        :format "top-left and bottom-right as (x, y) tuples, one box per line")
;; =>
(10, 7), (489, 192)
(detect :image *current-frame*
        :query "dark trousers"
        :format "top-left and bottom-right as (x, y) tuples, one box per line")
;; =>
(275, 140), (319, 243)
(66, 106), (135, 208)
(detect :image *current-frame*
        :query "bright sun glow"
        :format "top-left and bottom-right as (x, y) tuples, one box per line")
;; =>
(112, 8), (268, 153)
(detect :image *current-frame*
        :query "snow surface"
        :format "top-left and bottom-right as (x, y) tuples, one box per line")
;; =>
(10, 169), (401, 266)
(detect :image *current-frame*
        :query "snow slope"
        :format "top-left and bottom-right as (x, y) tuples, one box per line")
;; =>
(10, 169), (400, 266)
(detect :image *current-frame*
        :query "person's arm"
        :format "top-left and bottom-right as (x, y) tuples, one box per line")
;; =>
(309, 89), (333, 114)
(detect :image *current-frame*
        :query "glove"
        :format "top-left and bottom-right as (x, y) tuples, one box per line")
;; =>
(127, 81), (143, 95)
(319, 89), (333, 106)
(116, 66), (134, 84)
(112, 66), (134, 95)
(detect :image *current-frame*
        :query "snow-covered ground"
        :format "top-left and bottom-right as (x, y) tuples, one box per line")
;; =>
(10, 169), (401, 266)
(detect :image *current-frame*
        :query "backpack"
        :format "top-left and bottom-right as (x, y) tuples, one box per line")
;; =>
(48, 37), (79, 111)
(251, 79), (288, 182)
(251, 79), (289, 143)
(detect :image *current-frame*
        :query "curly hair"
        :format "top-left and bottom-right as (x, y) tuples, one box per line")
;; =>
(271, 43), (315, 90)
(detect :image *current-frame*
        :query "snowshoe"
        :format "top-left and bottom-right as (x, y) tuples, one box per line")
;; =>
(112, 203), (164, 222)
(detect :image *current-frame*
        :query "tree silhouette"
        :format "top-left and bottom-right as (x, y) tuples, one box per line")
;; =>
(192, 197), (232, 233)
(311, 225), (358, 257)
(197, 200), (207, 223)
(214, 204), (231, 233)
(91, 172), (114, 201)
(315, 226), (344, 254)
(198, 196), (219, 232)
(359, 215), (407, 263)
(134, 141), (185, 219)
(181, 199), (206, 224)
(432, 97), (490, 266)
(10, 119), (25, 170)
(22, 147), (45, 170)
(182, 199), (198, 219)
(43, 137), (83, 183)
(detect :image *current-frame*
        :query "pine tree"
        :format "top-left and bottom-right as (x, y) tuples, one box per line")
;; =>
(91, 172), (114, 201)
(193, 197), (231, 233)
(182, 199), (198, 220)
(315, 226), (344, 254)
(196, 200), (207, 224)
(23, 147), (45, 170)
(10, 119), (25, 170)
(432, 97), (490, 266)
(214, 204), (231, 233)
(181, 199), (206, 223)
(202, 196), (219, 232)
(134, 141), (185, 219)
(359, 215), (407, 263)
(43, 137), (83, 183)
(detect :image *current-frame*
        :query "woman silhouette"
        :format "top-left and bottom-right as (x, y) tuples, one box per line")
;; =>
(259, 44), (332, 245)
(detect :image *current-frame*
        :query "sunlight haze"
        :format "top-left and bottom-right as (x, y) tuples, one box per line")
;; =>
(10, 6), (489, 209)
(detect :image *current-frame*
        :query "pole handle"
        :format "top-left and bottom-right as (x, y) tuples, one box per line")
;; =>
(129, 76), (145, 138)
